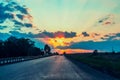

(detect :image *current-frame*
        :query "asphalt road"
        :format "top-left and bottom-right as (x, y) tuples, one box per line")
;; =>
(0, 55), (118, 80)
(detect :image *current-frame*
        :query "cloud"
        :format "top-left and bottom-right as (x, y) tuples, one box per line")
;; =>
(57, 32), (120, 52)
(24, 23), (33, 27)
(54, 31), (76, 38)
(79, 32), (100, 39)
(57, 40), (120, 52)
(16, 14), (24, 20)
(0, 0), (33, 30)
(13, 20), (24, 26)
(82, 32), (89, 37)
(94, 33), (100, 36)
(102, 33), (120, 41)
(0, 26), (7, 29)
(9, 30), (77, 38)
(96, 14), (115, 26)
(31, 31), (77, 38)
(14, 4), (28, 14)
(0, 3), (15, 23)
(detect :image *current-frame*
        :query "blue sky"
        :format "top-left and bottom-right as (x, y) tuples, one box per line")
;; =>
(22, 0), (120, 33)
(0, 0), (120, 53)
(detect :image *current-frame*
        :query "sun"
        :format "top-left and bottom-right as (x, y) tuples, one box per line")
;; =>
(49, 38), (66, 48)
(48, 37), (70, 48)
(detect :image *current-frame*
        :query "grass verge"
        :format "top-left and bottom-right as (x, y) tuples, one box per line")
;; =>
(65, 53), (120, 79)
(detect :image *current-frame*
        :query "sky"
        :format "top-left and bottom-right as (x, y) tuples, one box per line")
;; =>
(0, 0), (120, 53)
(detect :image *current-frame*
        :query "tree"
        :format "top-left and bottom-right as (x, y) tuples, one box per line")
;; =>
(28, 47), (42, 56)
(17, 38), (35, 56)
(44, 44), (51, 55)
(2, 36), (36, 57)
(40, 49), (44, 56)
(4, 36), (18, 57)
(63, 52), (66, 55)
(0, 40), (4, 58)
(92, 49), (98, 55)
(0, 36), (45, 58)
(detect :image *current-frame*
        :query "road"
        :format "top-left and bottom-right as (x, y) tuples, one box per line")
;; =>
(0, 56), (118, 80)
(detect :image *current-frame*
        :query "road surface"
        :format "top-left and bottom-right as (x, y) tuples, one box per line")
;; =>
(0, 56), (118, 80)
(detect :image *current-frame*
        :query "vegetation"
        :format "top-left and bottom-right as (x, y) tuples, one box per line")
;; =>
(44, 44), (51, 54)
(65, 53), (120, 78)
(0, 36), (52, 58)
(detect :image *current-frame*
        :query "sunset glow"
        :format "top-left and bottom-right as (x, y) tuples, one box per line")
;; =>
(45, 37), (71, 48)
(0, 0), (120, 54)
(53, 49), (93, 54)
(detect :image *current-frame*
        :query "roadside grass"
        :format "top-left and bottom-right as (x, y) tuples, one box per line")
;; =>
(65, 53), (120, 78)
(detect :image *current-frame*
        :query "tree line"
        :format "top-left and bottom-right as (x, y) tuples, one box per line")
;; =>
(0, 36), (52, 58)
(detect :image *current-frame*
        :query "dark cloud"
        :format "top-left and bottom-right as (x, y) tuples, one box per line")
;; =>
(9, 31), (77, 38)
(13, 20), (24, 26)
(57, 32), (120, 52)
(116, 33), (120, 37)
(16, 14), (24, 20)
(82, 32), (89, 37)
(98, 16), (109, 23)
(94, 33), (100, 36)
(0, 26), (7, 29)
(64, 31), (76, 38)
(24, 23), (33, 27)
(101, 37), (106, 40)
(101, 33), (120, 41)
(96, 14), (115, 26)
(104, 34), (110, 37)
(53, 31), (76, 38)
(0, 0), (33, 30)
(14, 5), (28, 14)
(57, 40), (120, 52)
(0, 3), (15, 23)
(35, 31), (77, 38)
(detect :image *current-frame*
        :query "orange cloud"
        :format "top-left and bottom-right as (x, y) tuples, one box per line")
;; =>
(54, 31), (65, 38)
(23, 14), (33, 23)
(44, 37), (72, 48)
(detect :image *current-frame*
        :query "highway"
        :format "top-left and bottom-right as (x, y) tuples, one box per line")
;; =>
(0, 55), (118, 80)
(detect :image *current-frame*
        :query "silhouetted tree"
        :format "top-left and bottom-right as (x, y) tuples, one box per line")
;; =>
(4, 36), (18, 57)
(28, 47), (42, 56)
(41, 49), (45, 56)
(92, 49), (98, 55)
(0, 36), (43, 58)
(112, 47), (115, 54)
(0, 40), (4, 58)
(44, 44), (51, 55)
(63, 52), (66, 55)
(55, 52), (59, 55)
(17, 38), (34, 56)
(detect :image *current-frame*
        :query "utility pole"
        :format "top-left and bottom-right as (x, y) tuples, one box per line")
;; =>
(112, 46), (115, 54)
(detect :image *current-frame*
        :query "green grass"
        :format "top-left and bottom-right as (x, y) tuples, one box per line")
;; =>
(65, 53), (120, 78)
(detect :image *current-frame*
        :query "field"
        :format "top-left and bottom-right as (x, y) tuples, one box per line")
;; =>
(65, 53), (120, 78)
